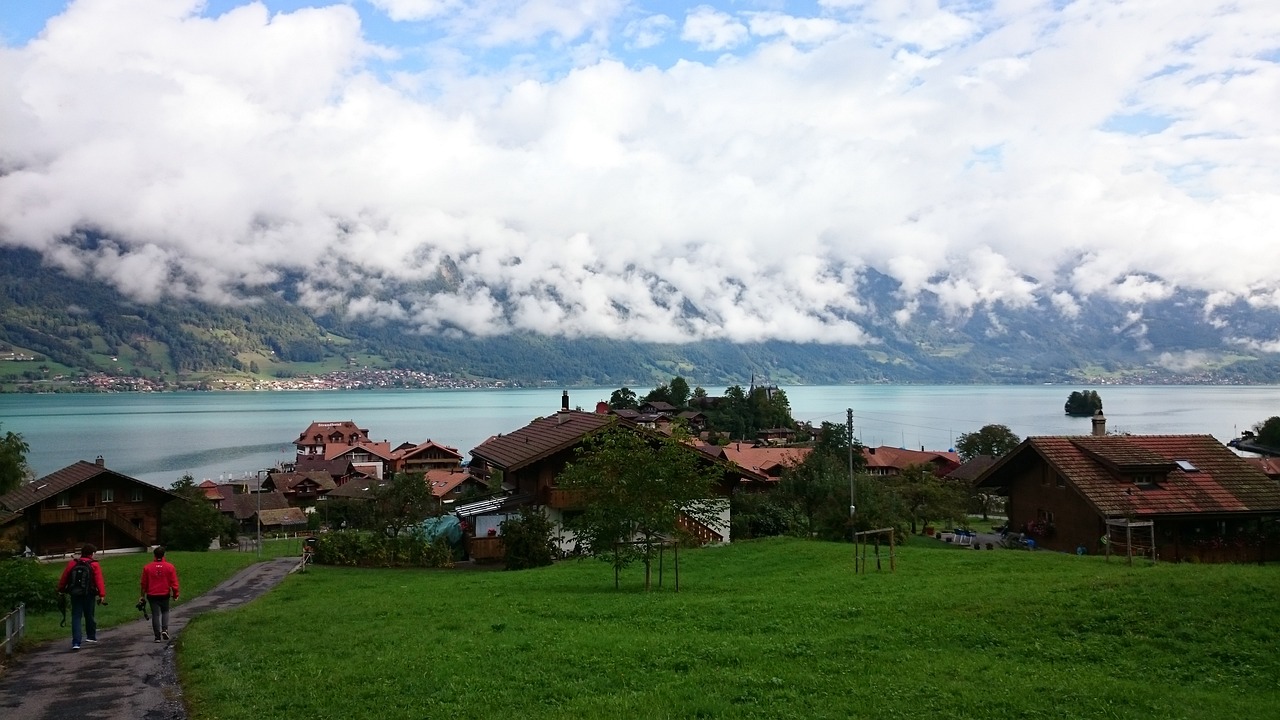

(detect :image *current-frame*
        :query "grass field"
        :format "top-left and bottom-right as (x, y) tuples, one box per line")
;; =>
(178, 537), (1280, 720)
(20, 539), (304, 646)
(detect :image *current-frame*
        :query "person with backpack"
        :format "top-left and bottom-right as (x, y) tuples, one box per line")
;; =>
(139, 545), (180, 642)
(57, 543), (107, 651)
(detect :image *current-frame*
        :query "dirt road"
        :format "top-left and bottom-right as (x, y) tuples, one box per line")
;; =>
(0, 556), (297, 720)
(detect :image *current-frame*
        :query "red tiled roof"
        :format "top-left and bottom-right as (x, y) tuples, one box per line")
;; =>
(981, 435), (1280, 517)
(718, 445), (811, 478)
(1245, 457), (1280, 479)
(425, 468), (475, 497)
(325, 441), (393, 462)
(295, 420), (370, 445)
(863, 447), (961, 471)
(469, 411), (617, 472)
(391, 440), (463, 461)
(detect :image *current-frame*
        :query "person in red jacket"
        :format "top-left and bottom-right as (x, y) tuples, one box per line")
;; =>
(57, 543), (107, 651)
(139, 545), (180, 643)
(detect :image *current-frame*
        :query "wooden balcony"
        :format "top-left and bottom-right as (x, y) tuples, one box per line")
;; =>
(39, 506), (150, 546)
(545, 487), (586, 510)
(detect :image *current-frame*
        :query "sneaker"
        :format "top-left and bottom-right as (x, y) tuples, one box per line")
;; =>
(85, 638), (98, 644)
(154, 637), (162, 643)
(160, 631), (170, 641)
(72, 645), (80, 651)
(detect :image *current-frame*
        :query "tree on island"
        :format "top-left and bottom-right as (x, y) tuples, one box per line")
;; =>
(1253, 417), (1280, 449)
(1064, 390), (1103, 417)
(954, 424), (1021, 461)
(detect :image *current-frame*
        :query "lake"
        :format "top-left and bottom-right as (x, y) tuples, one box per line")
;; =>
(2, 385), (1277, 487)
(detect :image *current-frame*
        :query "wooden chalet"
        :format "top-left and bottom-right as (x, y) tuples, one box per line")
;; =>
(975, 421), (1280, 562)
(261, 470), (337, 507)
(0, 457), (181, 556)
(708, 444), (810, 488)
(325, 442), (393, 480)
(391, 440), (464, 475)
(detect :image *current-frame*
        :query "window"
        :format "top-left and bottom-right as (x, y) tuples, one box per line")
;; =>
(131, 488), (143, 502)
(57, 492), (70, 508)
(102, 488), (114, 503)
(1056, 474), (1066, 488)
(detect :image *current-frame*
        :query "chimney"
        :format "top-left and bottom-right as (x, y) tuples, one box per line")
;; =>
(95, 455), (104, 466)
(1092, 409), (1106, 436)
(561, 390), (570, 412)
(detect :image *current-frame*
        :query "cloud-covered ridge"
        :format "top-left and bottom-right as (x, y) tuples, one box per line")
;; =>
(2, 0), (1279, 344)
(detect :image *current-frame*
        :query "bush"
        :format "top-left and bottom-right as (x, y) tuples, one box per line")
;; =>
(501, 507), (556, 570)
(0, 558), (59, 612)
(730, 492), (797, 540)
(313, 530), (453, 568)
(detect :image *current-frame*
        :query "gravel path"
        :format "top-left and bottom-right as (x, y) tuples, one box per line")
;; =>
(0, 557), (298, 720)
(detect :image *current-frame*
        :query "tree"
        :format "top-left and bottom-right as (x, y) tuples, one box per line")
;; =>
(558, 424), (723, 588)
(1064, 390), (1103, 417)
(954, 424), (1022, 461)
(1253, 417), (1280, 449)
(778, 422), (866, 539)
(501, 506), (557, 570)
(372, 472), (437, 538)
(0, 423), (32, 495)
(162, 475), (234, 551)
(669, 376), (691, 408)
(608, 387), (638, 410)
(885, 465), (968, 535)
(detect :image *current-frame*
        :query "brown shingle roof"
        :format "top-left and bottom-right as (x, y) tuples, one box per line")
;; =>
(325, 476), (384, 499)
(0, 460), (179, 512)
(981, 435), (1280, 517)
(257, 507), (307, 527)
(469, 411), (618, 472)
(220, 491), (291, 521)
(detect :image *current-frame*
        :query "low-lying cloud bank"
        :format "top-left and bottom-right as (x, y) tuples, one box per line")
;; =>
(2, 0), (1278, 344)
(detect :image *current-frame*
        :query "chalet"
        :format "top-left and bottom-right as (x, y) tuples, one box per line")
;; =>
(391, 440), (464, 475)
(295, 420), (372, 458)
(261, 471), (337, 507)
(217, 489), (291, 534)
(0, 457), (181, 556)
(638, 400), (678, 415)
(293, 456), (365, 487)
(425, 467), (485, 506)
(975, 417), (1280, 562)
(325, 442), (393, 480)
(863, 446), (961, 477)
(756, 427), (795, 445)
(256, 507), (308, 534)
(678, 410), (708, 432)
(464, 392), (747, 552)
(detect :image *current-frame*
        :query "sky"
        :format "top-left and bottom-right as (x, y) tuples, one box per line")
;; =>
(1, 0), (1279, 345)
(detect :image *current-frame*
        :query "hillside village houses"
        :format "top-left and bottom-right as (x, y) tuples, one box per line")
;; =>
(5, 392), (1279, 563)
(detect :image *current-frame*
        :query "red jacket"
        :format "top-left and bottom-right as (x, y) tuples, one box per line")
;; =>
(141, 559), (180, 598)
(58, 557), (107, 599)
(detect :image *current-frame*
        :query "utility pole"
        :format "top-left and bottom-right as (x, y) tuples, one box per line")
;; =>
(847, 408), (855, 537)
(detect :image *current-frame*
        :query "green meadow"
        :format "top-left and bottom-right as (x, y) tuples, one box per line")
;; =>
(177, 538), (1280, 720)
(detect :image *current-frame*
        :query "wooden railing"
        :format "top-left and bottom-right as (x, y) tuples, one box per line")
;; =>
(676, 513), (723, 545)
(39, 506), (150, 546)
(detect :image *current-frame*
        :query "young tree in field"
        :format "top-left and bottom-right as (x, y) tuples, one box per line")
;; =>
(0, 423), (32, 495)
(885, 465), (968, 535)
(779, 422), (866, 539)
(954, 424), (1022, 461)
(558, 425), (723, 588)
(162, 474), (235, 551)
(372, 472), (437, 538)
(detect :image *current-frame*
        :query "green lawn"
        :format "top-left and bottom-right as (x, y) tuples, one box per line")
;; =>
(178, 537), (1280, 720)
(21, 539), (304, 645)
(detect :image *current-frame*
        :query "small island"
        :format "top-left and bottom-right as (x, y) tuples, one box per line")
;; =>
(1064, 389), (1103, 417)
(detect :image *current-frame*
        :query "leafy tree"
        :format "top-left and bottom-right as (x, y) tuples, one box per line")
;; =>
(643, 383), (673, 406)
(608, 387), (638, 410)
(1064, 390), (1103, 417)
(780, 450), (849, 539)
(501, 506), (557, 570)
(691, 386), (708, 403)
(558, 425), (722, 588)
(884, 465), (969, 535)
(372, 472), (437, 538)
(1253, 417), (1280, 449)
(669, 376), (691, 408)
(162, 474), (234, 551)
(0, 423), (32, 495)
(954, 424), (1022, 461)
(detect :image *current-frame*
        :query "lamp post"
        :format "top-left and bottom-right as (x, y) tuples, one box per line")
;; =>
(255, 469), (269, 559)
(847, 408), (855, 536)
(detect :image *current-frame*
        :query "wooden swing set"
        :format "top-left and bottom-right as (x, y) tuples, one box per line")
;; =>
(853, 527), (896, 574)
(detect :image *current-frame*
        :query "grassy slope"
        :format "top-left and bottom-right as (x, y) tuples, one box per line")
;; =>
(178, 538), (1280, 720)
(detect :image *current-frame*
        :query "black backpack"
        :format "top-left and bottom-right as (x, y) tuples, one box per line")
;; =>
(67, 558), (94, 597)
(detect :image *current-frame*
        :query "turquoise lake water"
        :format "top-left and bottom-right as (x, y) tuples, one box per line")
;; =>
(2, 385), (1278, 486)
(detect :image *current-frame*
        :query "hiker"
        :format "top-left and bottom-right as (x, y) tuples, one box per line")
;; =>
(140, 545), (180, 642)
(57, 543), (107, 651)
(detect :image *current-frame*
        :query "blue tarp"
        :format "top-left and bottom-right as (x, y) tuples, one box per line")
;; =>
(421, 515), (463, 545)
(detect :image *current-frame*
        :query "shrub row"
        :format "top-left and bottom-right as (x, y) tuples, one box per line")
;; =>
(312, 531), (453, 568)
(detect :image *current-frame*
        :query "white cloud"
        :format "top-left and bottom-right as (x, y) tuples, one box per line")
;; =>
(681, 6), (748, 51)
(1, 0), (1279, 344)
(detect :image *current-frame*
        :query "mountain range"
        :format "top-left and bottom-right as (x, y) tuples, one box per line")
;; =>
(3, 246), (1279, 389)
